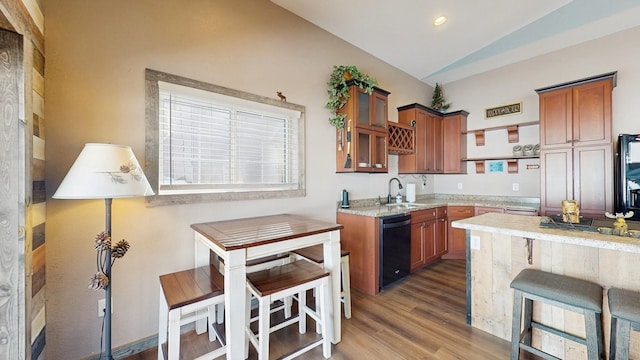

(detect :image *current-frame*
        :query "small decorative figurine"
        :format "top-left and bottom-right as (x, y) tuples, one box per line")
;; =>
(277, 91), (287, 102)
(605, 211), (634, 236)
(562, 200), (580, 223)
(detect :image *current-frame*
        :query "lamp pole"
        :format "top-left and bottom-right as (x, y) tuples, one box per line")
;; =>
(104, 198), (113, 360)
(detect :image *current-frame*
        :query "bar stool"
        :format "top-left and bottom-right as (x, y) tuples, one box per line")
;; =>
(292, 244), (352, 319)
(510, 269), (604, 360)
(245, 259), (331, 360)
(608, 288), (640, 360)
(158, 265), (226, 360)
(212, 253), (296, 323)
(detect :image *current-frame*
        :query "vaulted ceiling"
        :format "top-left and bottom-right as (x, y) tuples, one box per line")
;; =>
(271, 0), (640, 85)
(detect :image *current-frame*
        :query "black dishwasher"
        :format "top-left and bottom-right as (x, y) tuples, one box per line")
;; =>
(379, 214), (412, 290)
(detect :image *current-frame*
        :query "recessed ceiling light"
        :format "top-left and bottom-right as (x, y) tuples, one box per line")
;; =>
(433, 16), (447, 26)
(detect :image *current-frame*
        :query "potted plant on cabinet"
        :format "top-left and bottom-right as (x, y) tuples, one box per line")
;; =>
(326, 65), (378, 128)
(431, 82), (451, 112)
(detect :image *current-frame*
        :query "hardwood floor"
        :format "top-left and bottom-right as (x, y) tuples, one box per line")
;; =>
(127, 260), (520, 359)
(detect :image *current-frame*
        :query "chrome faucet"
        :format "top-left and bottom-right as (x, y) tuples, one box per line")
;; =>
(387, 177), (403, 204)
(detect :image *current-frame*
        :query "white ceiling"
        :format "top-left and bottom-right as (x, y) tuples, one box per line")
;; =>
(271, 0), (640, 85)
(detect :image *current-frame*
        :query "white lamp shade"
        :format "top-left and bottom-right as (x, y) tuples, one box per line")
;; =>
(53, 143), (154, 199)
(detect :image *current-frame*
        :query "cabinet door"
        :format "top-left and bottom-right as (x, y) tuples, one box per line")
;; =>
(398, 108), (428, 174)
(540, 148), (573, 216)
(435, 218), (447, 256)
(443, 206), (473, 260)
(442, 113), (467, 173)
(423, 219), (437, 263)
(353, 128), (387, 172)
(372, 91), (388, 129)
(540, 88), (572, 149)
(426, 114), (443, 173)
(445, 221), (466, 260)
(572, 79), (612, 146)
(574, 144), (613, 218)
(410, 222), (426, 272)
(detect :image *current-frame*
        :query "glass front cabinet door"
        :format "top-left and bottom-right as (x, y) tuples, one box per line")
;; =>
(336, 82), (389, 173)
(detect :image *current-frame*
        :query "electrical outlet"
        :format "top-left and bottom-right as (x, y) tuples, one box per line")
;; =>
(457, 182), (463, 190)
(98, 298), (113, 317)
(512, 183), (519, 191)
(470, 235), (481, 250)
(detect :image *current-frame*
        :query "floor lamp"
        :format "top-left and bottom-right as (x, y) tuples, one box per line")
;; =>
(53, 143), (154, 359)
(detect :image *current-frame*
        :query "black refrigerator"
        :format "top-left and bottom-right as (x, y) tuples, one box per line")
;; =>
(615, 134), (640, 221)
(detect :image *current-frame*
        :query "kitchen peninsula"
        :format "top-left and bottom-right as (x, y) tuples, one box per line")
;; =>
(452, 213), (640, 359)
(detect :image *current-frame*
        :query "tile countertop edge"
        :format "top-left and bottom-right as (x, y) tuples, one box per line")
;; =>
(337, 198), (539, 217)
(452, 213), (640, 254)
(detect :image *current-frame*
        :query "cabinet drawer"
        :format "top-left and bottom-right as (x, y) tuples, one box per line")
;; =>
(505, 208), (538, 216)
(436, 206), (447, 218)
(475, 206), (505, 216)
(411, 208), (437, 223)
(447, 206), (473, 218)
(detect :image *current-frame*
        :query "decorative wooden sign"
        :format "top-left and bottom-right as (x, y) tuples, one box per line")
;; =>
(485, 102), (522, 118)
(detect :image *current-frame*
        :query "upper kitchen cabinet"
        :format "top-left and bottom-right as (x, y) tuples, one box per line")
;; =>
(336, 81), (390, 173)
(538, 72), (615, 149)
(397, 103), (467, 174)
(536, 72), (616, 218)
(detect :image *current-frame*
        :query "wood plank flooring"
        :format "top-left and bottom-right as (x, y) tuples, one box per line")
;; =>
(127, 260), (524, 359)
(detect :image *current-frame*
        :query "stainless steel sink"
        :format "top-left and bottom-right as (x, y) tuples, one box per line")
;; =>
(386, 202), (423, 209)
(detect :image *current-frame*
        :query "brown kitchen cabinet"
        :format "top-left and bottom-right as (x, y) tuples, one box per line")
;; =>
(536, 72), (616, 218)
(410, 207), (447, 272)
(442, 206), (474, 260)
(336, 211), (380, 295)
(397, 103), (467, 174)
(336, 81), (390, 173)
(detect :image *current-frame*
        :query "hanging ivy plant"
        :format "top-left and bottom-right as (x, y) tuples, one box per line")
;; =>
(326, 65), (378, 128)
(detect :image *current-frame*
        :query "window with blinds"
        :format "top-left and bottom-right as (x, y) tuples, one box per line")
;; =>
(145, 69), (305, 205)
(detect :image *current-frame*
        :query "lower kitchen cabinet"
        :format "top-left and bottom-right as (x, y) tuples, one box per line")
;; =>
(442, 206), (474, 260)
(410, 207), (447, 272)
(336, 212), (380, 295)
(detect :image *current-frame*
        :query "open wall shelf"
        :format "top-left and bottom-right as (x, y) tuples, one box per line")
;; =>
(462, 155), (539, 174)
(465, 121), (539, 146)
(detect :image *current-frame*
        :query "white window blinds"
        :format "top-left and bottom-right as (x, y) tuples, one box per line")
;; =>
(158, 82), (301, 195)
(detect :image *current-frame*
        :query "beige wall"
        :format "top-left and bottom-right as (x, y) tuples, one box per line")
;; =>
(434, 25), (640, 197)
(43, 0), (640, 357)
(43, 0), (430, 358)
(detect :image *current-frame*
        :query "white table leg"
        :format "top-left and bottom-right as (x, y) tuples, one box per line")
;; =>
(322, 229), (342, 344)
(194, 235), (210, 334)
(224, 249), (247, 359)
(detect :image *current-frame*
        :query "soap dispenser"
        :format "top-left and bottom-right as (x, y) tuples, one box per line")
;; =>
(396, 192), (402, 203)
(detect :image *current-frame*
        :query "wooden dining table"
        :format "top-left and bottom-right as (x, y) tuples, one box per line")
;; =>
(191, 214), (344, 359)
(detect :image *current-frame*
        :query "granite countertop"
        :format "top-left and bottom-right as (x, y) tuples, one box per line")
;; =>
(452, 212), (640, 254)
(337, 195), (540, 217)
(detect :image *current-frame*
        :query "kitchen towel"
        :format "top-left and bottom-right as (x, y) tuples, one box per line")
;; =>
(406, 183), (416, 203)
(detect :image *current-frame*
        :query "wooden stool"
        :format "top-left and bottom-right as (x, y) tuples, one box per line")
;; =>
(608, 288), (640, 360)
(293, 244), (352, 319)
(510, 269), (604, 360)
(245, 259), (331, 360)
(158, 265), (226, 360)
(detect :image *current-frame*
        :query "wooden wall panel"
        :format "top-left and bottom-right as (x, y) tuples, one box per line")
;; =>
(0, 27), (23, 360)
